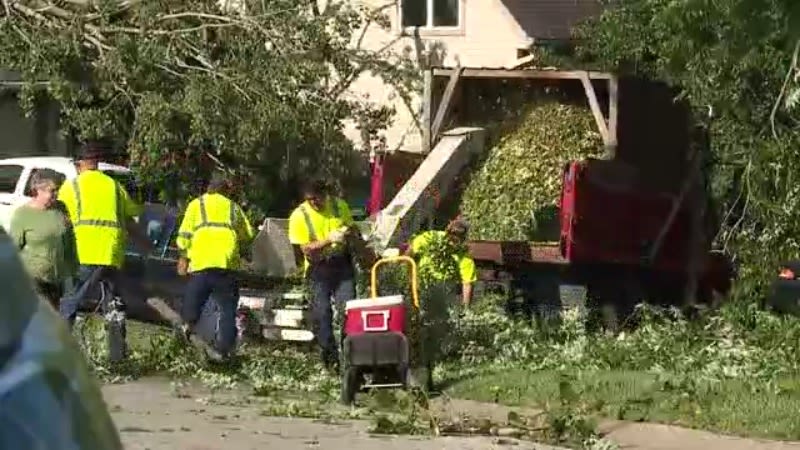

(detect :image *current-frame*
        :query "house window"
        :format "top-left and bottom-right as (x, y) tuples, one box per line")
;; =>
(401, 0), (460, 29)
(0, 164), (22, 194)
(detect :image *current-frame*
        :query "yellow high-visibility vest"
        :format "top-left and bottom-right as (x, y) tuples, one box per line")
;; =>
(58, 171), (139, 269)
(287, 197), (353, 270)
(176, 193), (254, 273)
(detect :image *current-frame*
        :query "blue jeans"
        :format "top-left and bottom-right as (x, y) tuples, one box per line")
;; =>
(60, 265), (122, 328)
(181, 269), (239, 356)
(309, 259), (356, 366)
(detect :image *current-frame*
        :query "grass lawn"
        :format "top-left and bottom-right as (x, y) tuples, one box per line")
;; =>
(101, 322), (800, 441)
(445, 367), (800, 441)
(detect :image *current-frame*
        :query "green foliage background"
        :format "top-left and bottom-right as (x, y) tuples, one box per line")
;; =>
(0, 0), (418, 214)
(531, 0), (800, 298)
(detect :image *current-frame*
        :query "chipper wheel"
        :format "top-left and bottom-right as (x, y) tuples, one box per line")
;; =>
(340, 366), (361, 405)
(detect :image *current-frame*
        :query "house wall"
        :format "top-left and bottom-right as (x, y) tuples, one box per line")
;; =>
(0, 69), (67, 159)
(500, 0), (604, 40)
(0, 91), (65, 159)
(345, 0), (534, 154)
(344, 0), (603, 154)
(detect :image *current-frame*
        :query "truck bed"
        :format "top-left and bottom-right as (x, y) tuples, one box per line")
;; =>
(467, 240), (566, 266)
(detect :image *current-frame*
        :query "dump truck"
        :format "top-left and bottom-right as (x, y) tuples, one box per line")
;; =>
(465, 158), (734, 328)
(364, 75), (735, 329)
(368, 151), (733, 329)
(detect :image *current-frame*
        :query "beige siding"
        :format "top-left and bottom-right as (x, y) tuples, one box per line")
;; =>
(344, 0), (531, 154)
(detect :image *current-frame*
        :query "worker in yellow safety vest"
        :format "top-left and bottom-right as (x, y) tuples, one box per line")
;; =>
(57, 140), (148, 360)
(407, 219), (477, 307)
(288, 179), (356, 371)
(176, 171), (254, 358)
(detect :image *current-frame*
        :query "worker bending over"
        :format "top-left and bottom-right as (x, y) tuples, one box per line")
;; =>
(176, 172), (254, 358)
(407, 219), (477, 307)
(288, 179), (356, 372)
(58, 141), (147, 359)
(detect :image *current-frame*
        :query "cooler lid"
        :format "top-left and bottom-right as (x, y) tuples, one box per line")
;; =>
(345, 295), (404, 310)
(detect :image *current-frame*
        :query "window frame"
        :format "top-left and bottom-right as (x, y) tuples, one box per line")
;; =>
(397, 0), (465, 37)
(0, 164), (24, 195)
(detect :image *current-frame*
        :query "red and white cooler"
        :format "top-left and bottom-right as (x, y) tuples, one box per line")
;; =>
(344, 295), (406, 336)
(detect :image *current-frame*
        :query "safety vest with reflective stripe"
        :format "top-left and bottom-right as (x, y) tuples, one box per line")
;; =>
(176, 193), (250, 273)
(300, 199), (342, 242)
(288, 198), (351, 271)
(58, 170), (127, 268)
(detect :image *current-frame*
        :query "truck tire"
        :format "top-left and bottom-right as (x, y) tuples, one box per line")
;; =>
(587, 274), (639, 333)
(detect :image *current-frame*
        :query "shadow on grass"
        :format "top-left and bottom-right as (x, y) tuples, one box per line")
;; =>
(429, 364), (499, 399)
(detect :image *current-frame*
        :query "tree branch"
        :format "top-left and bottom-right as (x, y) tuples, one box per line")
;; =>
(770, 38), (800, 139)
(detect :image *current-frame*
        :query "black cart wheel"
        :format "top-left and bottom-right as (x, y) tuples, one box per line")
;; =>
(340, 366), (360, 405)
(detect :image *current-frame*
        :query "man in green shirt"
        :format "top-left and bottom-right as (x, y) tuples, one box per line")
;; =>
(407, 219), (477, 307)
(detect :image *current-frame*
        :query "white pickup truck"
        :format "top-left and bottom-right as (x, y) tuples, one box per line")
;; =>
(0, 156), (134, 231)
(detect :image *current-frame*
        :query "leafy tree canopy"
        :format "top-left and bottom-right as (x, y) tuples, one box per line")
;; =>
(0, 0), (417, 214)
(547, 0), (800, 295)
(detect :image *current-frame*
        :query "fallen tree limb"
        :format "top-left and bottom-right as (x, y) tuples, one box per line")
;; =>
(146, 296), (224, 362)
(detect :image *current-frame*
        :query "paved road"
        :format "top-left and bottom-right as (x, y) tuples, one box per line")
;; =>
(103, 380), (800, 450)
(102, 380), (561, 450)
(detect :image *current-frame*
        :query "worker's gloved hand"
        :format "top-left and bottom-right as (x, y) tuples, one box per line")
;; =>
(381, 248), (400, 258)
(328, 228), (346, 244)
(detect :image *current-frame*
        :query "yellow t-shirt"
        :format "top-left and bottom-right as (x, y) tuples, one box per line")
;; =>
(410, 230), (477, 284)
(288, 197), (353, 268)
(176, 193), (254, 272)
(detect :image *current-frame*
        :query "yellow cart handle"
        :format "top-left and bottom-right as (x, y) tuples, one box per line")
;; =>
(370, 256), (420, 309)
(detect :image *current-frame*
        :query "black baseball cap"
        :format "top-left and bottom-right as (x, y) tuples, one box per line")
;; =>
(75, 139), (111, 161)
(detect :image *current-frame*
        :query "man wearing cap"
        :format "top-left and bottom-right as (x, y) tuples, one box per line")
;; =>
(407, 219), (477, 307)
(288, 179), (356, 371)
(57, 140), (147, 359)
(176, 172), (254, 358)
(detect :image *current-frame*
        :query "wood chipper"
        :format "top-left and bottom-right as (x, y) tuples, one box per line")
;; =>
(340, 255), (426, 404)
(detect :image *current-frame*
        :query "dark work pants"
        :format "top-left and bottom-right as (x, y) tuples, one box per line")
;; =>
(60, 265), (124, 328)
(309, 257), (356, 366)
(182, 268), (240, 356)
(34, 280), (64, 310)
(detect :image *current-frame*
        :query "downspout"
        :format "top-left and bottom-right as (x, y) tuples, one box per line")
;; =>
(367, 148), (385, 218)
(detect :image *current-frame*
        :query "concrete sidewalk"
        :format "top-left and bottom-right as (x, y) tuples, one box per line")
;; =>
(600, 420), (800, 450)
(433, 398), (800, 450)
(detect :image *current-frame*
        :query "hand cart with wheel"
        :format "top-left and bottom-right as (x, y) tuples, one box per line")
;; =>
(340, 255), (430, 404)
